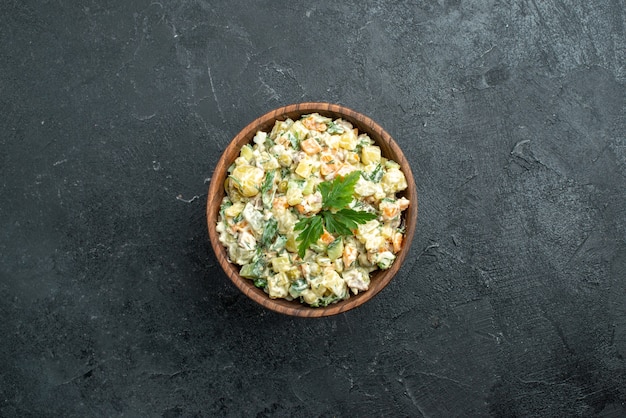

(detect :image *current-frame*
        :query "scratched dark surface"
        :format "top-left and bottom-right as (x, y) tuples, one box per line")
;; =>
(1, 0), (625, 417)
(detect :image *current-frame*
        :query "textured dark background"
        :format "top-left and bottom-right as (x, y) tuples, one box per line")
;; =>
(1, 0), (625, 417)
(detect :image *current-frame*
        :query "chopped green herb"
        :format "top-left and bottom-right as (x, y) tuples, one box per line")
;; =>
(260, 218), (278, 248)
(253, 278), (267, 288)
(369, 164), (384, 182)
(220, 200), (233, 217)
(288, 132), (300, 150)
(326, 121), (344, 134)
(289, 278), (308, 298)
(232, 211), (244, 224)
(261, 170), (275, 194)
(228, 175), (242, 188)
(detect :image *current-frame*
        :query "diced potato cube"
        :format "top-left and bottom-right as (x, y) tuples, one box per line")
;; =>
(270, 119), (293, 139)
(295, 159), (315, 178)
(346, 152), (360, 165)
(224, 201), (245, 217)
(301, 289), (319, 305)
(231, 165), (265, 197)
(285, 233), (298, 253)
(286, 187), (303, 206)
(322, 269), (347, 297)
(381, 169), (408, 194)
(354, 177), (378, 197)
(361, 145), (381, 165)
(258, 151), (280, 170)
(309, 276), (328, 297)
(290, 120), (309, 140)
(364, 236), (385, 252)
(275, 209), (297, 235)
(381, 225), (394, 239)
(253, 131), (267, 145)
(338, 131), (358, 150)
(267, 272), (289, 298)
(356, 220), (380, 241)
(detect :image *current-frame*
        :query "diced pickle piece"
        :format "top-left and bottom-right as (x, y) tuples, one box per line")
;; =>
(271, 255), (291, 273)
(240, 144), (254, 161)
(327, 237), (344, 261)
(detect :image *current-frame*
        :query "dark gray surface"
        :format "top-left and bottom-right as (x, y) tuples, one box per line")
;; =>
(1, 1), (625, 416)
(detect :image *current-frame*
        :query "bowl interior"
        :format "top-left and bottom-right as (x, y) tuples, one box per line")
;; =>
(207, 103), (417, 317)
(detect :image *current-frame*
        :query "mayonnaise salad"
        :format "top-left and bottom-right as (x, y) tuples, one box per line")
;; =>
(216, 113), (410, 307)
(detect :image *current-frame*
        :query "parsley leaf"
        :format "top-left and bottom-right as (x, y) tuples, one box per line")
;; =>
(321, 211), (353, 236)
(294, 171), (378, 258)
(318, 170), (361, 210)
(294, 215), (324, 258)
(328, 208), (376, 233)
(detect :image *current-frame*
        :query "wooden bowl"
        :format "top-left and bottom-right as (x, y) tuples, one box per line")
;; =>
(207, 103), (418, 317)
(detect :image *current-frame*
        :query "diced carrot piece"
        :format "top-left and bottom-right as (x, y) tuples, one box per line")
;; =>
(392, 232), (403, 253)
(320, 231), (335, 245)
(300, 138), (322, 155)
(231, 220), (248, 233)
(273, 196), (289, 210)
(343, 245), (357, 268)
(302, 118), (327, 132)
(382, 205), (400, 220)
(320, 152), (340, 176)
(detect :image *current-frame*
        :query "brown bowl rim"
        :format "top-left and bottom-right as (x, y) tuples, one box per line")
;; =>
(206, 102), (418, 317)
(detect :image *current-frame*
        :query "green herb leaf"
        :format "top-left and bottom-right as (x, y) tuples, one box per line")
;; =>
(322, 209), (376, 236)
(369, 164), (384, 182)
(288, 132), (300, 150)
(261, 170), (275, 194)
(253, 278), (267, 288)
(321, 211), (352, 236)
(232, 211), (244, 224)
(333, 208), (377, 230)
(294, 170), (378, 256)
(260, 218), (278, 247)
(326, 121), (344, 134)
(294, 215), (324, 258)
(318, 171), (361, 210)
